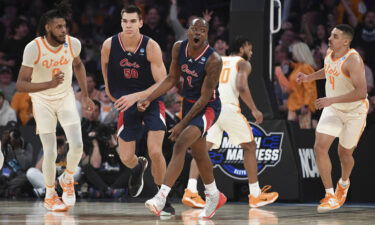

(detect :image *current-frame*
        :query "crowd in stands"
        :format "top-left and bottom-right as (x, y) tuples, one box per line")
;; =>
(0, 0), (374, 198)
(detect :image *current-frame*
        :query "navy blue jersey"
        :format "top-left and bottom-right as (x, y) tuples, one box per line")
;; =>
(107, 34), (155, 99)
(178, 40), (219, 101)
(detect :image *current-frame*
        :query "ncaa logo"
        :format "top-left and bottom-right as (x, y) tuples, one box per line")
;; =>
(209, 122), (283, 180)
(64, 42), (68, 48)
(140, 48), (145, 53)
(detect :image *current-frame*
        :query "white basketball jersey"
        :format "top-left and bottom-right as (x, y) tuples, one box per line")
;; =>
(29, 36), (76, 100)
(219, 56), (244, 105)
(324, 48), (364, 111)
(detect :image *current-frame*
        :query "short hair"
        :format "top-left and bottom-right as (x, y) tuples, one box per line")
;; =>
(37, 0), (72, 36)
(335, 24), (354, 40)
(121, 5), (142, 19)
(230, 36), (252, 54)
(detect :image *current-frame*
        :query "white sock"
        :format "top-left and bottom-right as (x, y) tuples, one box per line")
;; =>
(204, 181), (218, 195)
(339, 178), (349, 186)
(249, 182), (261, 197)
(187, 179), (198, 193)
(45, 186), (55, 199)
(158, 184), (171, 198)
(63, 170), (74, 184)
(325, 188), (334, 195)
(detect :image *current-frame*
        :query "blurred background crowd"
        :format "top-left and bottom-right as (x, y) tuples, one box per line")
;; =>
(0, 0), (374, 200)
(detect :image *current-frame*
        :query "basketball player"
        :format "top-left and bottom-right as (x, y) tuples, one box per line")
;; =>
(138, 18), (227, 219)
(16, 1), (94, 211)
(297, 24), (368, 212)
(182, 36), (279, 209)
(100, 5), (174, 214)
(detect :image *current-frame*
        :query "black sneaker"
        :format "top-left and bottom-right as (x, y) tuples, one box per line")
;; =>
(128, 156), (148, 197)
(160, 201), (175, 216)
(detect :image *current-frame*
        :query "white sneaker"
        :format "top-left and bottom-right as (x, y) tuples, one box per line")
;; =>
(145, 194), (166, 216)
(44, 194), (68, 212)
(58, 174), (75, 207)
(198, 191), (227, 219)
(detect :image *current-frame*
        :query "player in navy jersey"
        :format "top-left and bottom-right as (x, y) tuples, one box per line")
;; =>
(138, 18), (227, 219)
(100, 5), (174, 214)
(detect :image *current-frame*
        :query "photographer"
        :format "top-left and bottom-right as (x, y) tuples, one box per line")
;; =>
(0, 127), (33, 197)
(26, 127), (82, 198)
(81, 101), (130, 198)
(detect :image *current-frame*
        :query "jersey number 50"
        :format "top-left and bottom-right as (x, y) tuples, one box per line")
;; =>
(124, 68), (138, 79)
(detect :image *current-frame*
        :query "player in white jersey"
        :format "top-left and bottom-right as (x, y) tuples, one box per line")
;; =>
(297, 24), (368, 212)
(182, 36), (278, 208)
(16, 1), (94, 212)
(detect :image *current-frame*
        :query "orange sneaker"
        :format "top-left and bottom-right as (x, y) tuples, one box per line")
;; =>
(182, 189), (205, 208)
(335, 180), (350, 206)
(44, 195), (68, 212)
(58, 174), (76, 207)
(317, 193), (340, 213)
(249, 185), (279, 208)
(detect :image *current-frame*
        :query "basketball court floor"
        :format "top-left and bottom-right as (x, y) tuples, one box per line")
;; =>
(1, 200), (375, 224)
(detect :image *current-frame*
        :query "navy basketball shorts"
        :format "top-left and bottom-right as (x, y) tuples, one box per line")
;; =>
(182, 98), (221, 137)
(117, 100), (166, 142)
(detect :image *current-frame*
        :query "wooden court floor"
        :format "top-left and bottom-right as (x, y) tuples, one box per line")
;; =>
(1, 200), (375, 225)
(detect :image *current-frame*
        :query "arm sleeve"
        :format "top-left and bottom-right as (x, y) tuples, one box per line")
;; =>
(70, 36), (82, 57)
(22, 41), (38, 68)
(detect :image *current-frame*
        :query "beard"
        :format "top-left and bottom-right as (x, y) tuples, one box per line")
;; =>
(50, 32), (66, 45)
(242, 53), (249, 61)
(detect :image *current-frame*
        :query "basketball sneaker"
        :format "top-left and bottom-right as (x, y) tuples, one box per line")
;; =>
(145, 193), (166, 216)
(58, 173), (76, 207)
(317, 193), (340, 213)
(182, 189), (205, 208)
(335, 179), (350, 206)
(44, 194), (68, 212)
(160, 201), (175, 216)
(129, 156), (148, 197)
(249, 185), (279, 208)
(198, 191), (227, 219)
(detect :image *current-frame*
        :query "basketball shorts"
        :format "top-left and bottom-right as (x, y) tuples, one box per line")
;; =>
(117, 100), (166, 142)
(207, 104), (254, 149)
(31, 90), (81, 134)
(316, 100), (368, 149)
(182, 98), (221, 137)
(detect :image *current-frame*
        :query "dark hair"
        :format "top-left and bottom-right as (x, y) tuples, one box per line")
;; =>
(214, 35), (228, 44)
(37, 0), (72, 36)
(335, 24), (354, 40)
(230, 36), (252, 54)
(11, 17), (28, 35)
(121, 5), (142, 19)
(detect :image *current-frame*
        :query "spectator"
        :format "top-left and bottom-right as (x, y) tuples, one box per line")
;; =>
(355, 47), (374, 94)
(26, 127), (82, 198)
(213, 36), (229, 56)
(274, 44), (292, 115)
(353, 9), (375, 73)
(0, 91), (17, 126)
(0, 66), (16, 101)
(168, 0), (197, 41)
(0, 17), (31, 76)
(81, 101), (128, 198)
(141, 6), (171, 51)
(98, 85), (117, 124)
(0, 126), (33, 197)
(11, 91), (33, 126)
(76, 73), (100, 117)
(287, 42), (317, 129)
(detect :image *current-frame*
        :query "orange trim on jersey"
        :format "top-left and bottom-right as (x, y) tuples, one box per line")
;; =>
(340, 52), (358, 79)
(330, 48), (350, 62)
(41, 37), (63, 54)
(67, 35), (75, 58)
(34, 39), (41, 64)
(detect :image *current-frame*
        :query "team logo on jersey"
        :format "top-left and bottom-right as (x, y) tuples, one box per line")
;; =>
(181, 64), (198, 77)
(209, 122), (283, 180)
